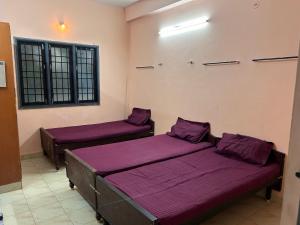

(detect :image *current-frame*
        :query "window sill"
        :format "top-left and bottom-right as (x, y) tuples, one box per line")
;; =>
(18, 101), (100, 110)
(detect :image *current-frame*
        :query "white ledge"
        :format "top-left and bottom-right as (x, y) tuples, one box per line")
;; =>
(125, 0), (192, 22)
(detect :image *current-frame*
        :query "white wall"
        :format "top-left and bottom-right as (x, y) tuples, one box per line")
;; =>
(0, 0), (129, 155)
(126, 0), (300, 153)
(281, 44), (300, 225)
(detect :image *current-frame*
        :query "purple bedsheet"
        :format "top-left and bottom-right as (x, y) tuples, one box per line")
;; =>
(73, 134), (213, 176)
(46, 120), (151, 144)
(106, 148), (280, 225)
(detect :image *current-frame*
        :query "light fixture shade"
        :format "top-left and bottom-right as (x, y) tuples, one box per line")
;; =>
(159, 16), (209, 37)
(59, 22), (66, 32)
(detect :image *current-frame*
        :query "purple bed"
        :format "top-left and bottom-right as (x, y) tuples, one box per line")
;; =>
(47, 121), (152, 144)
(41, 119), (154, 169)
(72, 134), (213, 176)
(65, 134), (214, 210)
(97, 147), (284, 225)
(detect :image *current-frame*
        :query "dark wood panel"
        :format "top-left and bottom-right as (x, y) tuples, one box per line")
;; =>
(96, 176), (158, 225)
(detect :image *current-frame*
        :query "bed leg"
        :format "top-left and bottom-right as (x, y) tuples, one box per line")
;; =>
(69, 180), (75, 189)
(265, 186), (272, 201)
(102, 219), (110, 225)
(54, 154), (60, 170)
(96, 212), (102, 221)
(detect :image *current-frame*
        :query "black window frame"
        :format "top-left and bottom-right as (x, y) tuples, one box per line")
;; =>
(14, 37), (100, 109)
(76, 46), (99, 104)
(49, 43), (74, 105)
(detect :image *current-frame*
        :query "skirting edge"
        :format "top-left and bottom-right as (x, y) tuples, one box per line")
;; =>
(21, 152), (43, 160)
(0, 181), (22, 194)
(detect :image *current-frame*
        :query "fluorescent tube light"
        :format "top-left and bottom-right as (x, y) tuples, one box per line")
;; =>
(159, 16), (209, 38)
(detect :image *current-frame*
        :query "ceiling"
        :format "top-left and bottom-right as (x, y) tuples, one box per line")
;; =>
(96, 0), (139, 7)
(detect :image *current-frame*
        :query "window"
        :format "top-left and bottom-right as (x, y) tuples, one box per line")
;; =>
(76, 47), (98, 103)
(15, 38), (99, 108)
(49, 44), (73, 104)
(18, 41), (47, 105)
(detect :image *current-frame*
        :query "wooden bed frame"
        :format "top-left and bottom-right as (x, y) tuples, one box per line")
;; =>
(65, 133), (217, 211)
(94, 149), (285, 225)
(41, 120), (155, 170)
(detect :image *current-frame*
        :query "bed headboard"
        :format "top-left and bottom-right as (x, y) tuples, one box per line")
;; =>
(147, 119), (155, 132)
(205, 134), (219, 146)
(270, 149), (286, 176)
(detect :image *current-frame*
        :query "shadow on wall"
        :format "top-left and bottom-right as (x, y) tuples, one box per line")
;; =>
(20, 129), (41, 156)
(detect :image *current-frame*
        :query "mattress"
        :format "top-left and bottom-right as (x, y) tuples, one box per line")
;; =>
(46, 120), (151, 144)
(106, 148), (281, 225)
(73, 134), (213, 176)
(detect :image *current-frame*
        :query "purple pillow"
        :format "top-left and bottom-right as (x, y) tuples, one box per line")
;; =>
(167, 117), (210, 143)
(216, 133), (273, 165)
(127, 108), (151, 126)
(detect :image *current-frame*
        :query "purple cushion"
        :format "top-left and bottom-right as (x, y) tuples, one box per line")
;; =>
(216, 133), (273, 165)
(127, 108), (151, 125)
(167, 117), (210, 143)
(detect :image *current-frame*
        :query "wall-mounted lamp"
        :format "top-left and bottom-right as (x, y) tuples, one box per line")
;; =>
(159, 16), (209, 38)
(58, 22), (67, 32)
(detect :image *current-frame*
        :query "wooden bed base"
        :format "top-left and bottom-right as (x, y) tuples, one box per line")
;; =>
(65, 149), (98, 209)
(94, 150), (285, 225)
(41, 120), (155, 170)
(96, 176), (158, 225)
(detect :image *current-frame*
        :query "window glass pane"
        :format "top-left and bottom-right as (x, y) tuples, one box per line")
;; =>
(76, 47), (97, 103)
(18, 42), (46, 105)
(49, 45), (73, 104)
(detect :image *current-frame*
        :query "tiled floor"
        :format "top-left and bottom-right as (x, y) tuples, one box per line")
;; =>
(0, 157), (99, 225)
(0, 156), (282, 225)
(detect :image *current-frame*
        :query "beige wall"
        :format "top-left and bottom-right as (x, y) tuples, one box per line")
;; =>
(126, 0), (300, 153)
(0, 0), (129, 155)
(0, 0), (299, 156)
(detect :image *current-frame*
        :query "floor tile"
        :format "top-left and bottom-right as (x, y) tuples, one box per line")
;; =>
(205, 210), (245, 225)
(42, 170), (67, 184)
(35, 214), (73, 225)
(264, 201), (282, 217)
(0, 190), (26, 206)
(3, 211), (36, 225)
(23, 181), (52, 198)
(225, 197), (266, 218)
(84, 221), (102, 225)
(26, 192), (58, 209)
(22, 176), (44, 189)
(47, 180), (69, 192)
(250, 210), (281, 225)
(52, 186), (81, 201)
(30, 202), (66, 223)
(1, 200), (31, 217)
(59, 195), (89, 213)
(67, 206), (98, 225)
